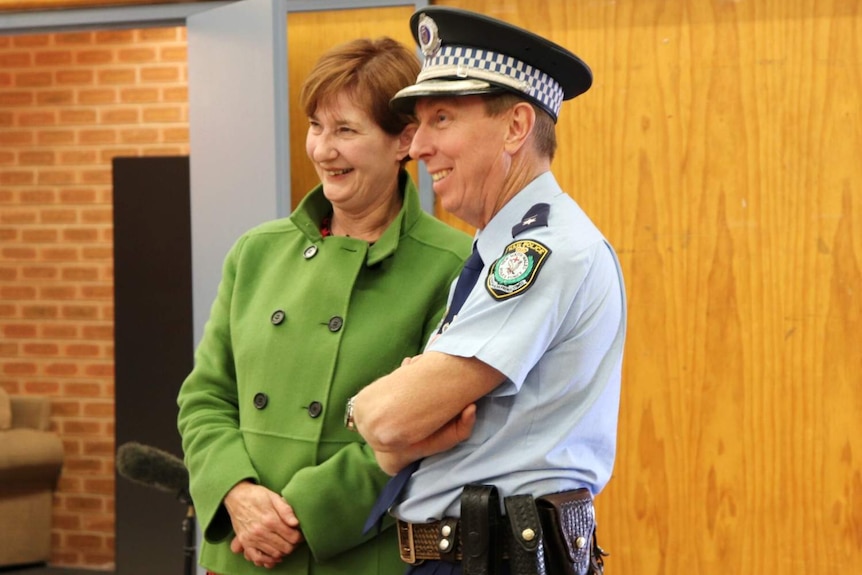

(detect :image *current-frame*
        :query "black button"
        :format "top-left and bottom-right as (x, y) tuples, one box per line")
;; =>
(253, 393), (268, 409)
(307, 401), (323, 418)
(328, 316), (343, 332)
(303, 245), (318, 259)
(271, 310), (285, 325)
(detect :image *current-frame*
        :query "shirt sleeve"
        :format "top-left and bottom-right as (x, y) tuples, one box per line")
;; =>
(427, 237), (618, 393)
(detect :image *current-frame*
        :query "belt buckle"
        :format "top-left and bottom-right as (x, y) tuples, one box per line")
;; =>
(397, 520), (418, 564)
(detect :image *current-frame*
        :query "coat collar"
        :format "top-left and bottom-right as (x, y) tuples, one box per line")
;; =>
(290, 170), (423, 266)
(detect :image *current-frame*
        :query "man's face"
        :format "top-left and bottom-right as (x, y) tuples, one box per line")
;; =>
(410, 96), (510, 228)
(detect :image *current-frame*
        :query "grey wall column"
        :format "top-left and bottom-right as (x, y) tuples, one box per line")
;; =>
(187, 0), (290, 344)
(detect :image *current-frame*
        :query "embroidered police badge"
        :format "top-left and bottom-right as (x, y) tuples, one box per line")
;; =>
(486, 239), (551, 300)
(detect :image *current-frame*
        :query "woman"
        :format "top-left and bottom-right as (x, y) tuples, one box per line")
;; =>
(177, 37), (472, 574)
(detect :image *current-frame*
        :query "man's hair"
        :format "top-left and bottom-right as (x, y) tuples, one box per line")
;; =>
(482, 92), (558, 161)
(300, 37), (420, 138)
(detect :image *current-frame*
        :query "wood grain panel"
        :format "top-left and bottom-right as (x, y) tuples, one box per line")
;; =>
(286, 7), (417, 209)
(3, 0), (856, 572)
(434, 0), (861, 573)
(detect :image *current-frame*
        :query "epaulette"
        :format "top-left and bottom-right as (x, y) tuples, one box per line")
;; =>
(511, 203), (550, 237)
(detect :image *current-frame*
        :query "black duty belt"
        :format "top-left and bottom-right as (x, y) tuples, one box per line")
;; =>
(398, 517), (463, 563)
(398, 517), (519, 563)
(395, 485), (605, 575)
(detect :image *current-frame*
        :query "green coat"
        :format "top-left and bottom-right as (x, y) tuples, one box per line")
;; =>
(177, 174), (471, 575)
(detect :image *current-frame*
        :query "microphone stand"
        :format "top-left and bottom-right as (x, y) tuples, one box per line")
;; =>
(179, 487), (196, 575)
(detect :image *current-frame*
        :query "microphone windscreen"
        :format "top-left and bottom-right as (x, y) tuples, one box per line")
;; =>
(116, 441), (189, 494)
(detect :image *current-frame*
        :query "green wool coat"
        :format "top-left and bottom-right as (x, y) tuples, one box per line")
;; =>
(177, 174), (471, 575)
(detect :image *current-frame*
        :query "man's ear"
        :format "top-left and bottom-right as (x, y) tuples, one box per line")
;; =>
(396, 123), (417, 161)
(504, 102), (536, 154)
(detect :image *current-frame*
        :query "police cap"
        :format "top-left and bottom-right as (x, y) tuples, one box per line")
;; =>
(391, 7), (592, 122)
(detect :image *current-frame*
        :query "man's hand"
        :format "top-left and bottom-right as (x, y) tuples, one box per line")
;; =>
(374, 403), (477, 475)
(223, 481), (304, 568)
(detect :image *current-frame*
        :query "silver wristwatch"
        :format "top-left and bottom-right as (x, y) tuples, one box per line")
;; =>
(344, 396), (357, 431)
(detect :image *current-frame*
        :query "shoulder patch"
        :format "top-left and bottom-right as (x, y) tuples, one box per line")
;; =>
(486, 239), (552, 300)
(511, 203), (550, 237)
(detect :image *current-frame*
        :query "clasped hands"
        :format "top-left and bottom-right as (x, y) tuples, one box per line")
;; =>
(223, 353), (481, 567)
(223, 480), (304, 569)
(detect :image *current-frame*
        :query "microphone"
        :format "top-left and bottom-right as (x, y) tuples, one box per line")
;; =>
(117, 441), (197, 575)
(116, 441), (189, 498)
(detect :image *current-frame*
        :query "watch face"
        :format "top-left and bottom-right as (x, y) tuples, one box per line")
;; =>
(344, 396), (357, 431)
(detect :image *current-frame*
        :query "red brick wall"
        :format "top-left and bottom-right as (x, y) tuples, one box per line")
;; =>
(0, 26), (189, 570)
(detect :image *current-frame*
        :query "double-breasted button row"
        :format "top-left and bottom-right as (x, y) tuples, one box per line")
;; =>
(270, 309), (343, 333)
(252, 393), (324, 419)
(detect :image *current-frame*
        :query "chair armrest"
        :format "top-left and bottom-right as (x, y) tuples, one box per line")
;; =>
(10, 396), (51, 431)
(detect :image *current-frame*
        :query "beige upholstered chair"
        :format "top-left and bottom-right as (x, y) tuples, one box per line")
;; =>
(0, 390), (65, 567)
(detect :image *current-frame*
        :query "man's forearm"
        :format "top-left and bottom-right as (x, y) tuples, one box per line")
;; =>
(352, 352), (494, 449)
(369, 403), (478, 474)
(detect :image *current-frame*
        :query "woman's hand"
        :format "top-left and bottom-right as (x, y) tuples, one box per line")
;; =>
(223, 481), (305, 568)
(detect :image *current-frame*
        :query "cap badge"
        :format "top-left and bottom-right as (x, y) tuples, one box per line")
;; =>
(417, 14), (442, 57)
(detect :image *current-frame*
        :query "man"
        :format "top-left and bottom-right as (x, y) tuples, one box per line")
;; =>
(349, 7), (627, 575)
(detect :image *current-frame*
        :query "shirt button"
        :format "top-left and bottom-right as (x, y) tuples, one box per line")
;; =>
(303, 245), (318, 259)
(328, 316), (343, 332)
(271, 310), (285, 325)
(253, 393), (268, 409)
(307, 401), (323, 418)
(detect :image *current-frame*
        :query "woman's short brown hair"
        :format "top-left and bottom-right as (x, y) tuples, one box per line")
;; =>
(299, 37), (420, 137)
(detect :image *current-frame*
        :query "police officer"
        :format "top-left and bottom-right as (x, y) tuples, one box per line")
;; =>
(350, 7), (627, 575)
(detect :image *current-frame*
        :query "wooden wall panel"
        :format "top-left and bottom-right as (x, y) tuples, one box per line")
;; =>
(8, 0), (858, 573)
(434, 0), (862, 573)
(288, 1), (861, 572)
(286, 6), (418, 209)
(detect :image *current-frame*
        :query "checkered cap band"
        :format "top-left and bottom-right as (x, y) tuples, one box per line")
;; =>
(419, 45), (565, 117)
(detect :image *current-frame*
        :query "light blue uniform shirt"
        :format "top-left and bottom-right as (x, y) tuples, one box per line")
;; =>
(394, 172), (627, 522)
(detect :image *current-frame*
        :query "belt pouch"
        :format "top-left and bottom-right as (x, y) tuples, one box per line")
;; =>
(535, 489), (595, 575)
(503, 495), (546, 575)
(461, 484), (501, 575)
(438, 517), (460, 563)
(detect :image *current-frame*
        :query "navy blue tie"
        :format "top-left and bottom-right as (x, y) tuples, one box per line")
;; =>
(363, 245), (484, 534)
(437, 246), (485, 335)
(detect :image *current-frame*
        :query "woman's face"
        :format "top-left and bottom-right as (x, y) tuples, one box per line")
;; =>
(306, 93), (409, 213)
